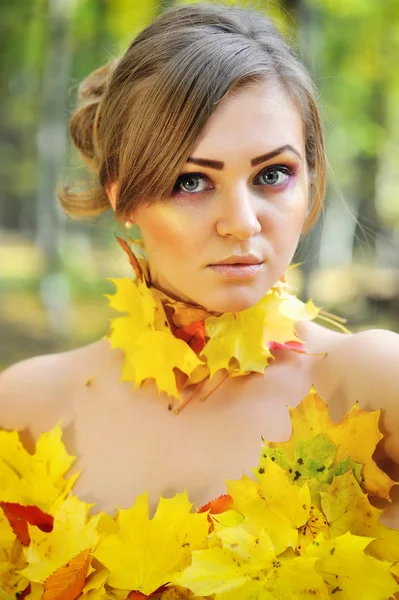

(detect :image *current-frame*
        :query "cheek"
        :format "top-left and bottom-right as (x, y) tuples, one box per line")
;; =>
(137, 206), (197, 261)
(265, 193), (307, 238)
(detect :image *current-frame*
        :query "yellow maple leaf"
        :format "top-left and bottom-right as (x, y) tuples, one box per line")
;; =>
(93, 491), (209, 595)
(278, 295), (320, 322)
(105, 278), (158, 325)
(20, 495), (99, 582)
(174, 525), (328, 599)
(81, 564), (109, 600)
(0, 424), (78, 511)
(297, 502), (330, 553)
(202, 296), (273, 378)
(120, 330), (203, 399)
(0, 517), (27, 595)
(320, 470), (399, 562)
(226, 458), (310, 555)
(304, 531), (399, 599)
(262, 389), (396, 500)
(106, 279), (203, 399)
(327, 402), (395, 499)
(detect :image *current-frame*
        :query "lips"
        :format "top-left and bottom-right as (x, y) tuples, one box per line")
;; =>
(210, 254), (263, 266)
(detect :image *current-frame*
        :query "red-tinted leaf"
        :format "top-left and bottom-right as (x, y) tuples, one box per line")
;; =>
(18, 584), (31, 600)
(0, 502), (54, 546)
(42, 548), (90, 600)
(198, 494), (233, 515)
(174, 320), (206, 354)
(115, 235), (143, 281)
(268, 340), (305, 353)
(198, 494), (234, 533)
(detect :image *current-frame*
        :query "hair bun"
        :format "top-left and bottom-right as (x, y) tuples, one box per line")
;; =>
(78, 58), (119, 104)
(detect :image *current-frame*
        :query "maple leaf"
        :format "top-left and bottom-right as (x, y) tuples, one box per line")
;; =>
(20, 495), (99, 583)
(120, 330), (203, 399)
(80, 564), (109, 600)
(0, 423), (78, 511)
(260, 430), (364, 512)
(278, 295), (320, 322)
(197, 494), (234, 534)
(198, 494), (233, 518)
(106, 279), (203, 399)
(93, 491), (209, 595)
(174, 525), (328, 599)
(320, 470), (399, 562)
(201, 296), (273, 378)
(304, 531), (399, 599)
(261, 389), (396, 500)
(227, 458), (310, 555)
(0, 512), (28, 595)
(296, 503), (330, 552)
(115, 236), (143, 281)
(106, 278), (162, 326)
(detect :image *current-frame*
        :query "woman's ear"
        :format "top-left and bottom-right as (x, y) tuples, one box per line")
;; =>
(106, 181), (118, 212)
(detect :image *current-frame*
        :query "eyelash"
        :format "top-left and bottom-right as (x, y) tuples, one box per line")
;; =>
(172, 165), (296, 196)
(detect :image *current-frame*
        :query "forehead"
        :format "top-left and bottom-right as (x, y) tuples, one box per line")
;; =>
(191, 80), (305, 162)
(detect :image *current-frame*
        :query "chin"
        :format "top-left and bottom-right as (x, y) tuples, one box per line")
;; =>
(201, 287), (268, 314)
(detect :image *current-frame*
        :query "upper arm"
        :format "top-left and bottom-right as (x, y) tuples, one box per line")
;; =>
(335, 328), (399, 465)
(0, 353), (69, 433)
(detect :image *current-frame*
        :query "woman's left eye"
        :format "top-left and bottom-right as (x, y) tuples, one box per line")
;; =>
(255, 165), (293, 187)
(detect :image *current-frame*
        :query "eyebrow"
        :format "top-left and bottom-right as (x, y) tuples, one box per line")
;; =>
(186, 144), (302, 170)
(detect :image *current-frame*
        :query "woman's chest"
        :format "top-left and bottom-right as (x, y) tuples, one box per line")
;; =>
(65, 358), (325, 516)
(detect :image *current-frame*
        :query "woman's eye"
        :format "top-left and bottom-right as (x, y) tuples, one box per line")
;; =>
(174, 174), (210, 194)
(256, 166), (293, 186)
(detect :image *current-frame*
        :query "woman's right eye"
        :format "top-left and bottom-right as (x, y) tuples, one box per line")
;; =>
(173, 173), (211, 195)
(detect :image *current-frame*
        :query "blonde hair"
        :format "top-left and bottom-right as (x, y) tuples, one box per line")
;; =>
(57, 2), (326, 230)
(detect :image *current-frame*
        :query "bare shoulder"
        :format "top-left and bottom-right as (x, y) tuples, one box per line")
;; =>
(298, 321), (399, 464)
(315, 326), (399, 409)
(295, 319), (346, 354)
(297, 320), (399, 404)
(0, 338), (113, 432)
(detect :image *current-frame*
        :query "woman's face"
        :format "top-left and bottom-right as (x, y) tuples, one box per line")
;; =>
(114, 80), (310, 313)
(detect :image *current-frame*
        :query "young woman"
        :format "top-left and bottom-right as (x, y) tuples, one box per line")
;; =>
(1, 0), (398, 546)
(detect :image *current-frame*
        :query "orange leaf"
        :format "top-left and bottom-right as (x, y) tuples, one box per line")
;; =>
(0, 502), (54, 546)
(173, 320), (206, 354)
(198, 494), (234, 532)
(198, 494), (233, 515)
(42, 548), (90, 600)
(115, 235), (143, 281)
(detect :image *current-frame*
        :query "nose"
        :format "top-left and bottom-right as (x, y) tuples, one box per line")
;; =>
(215, 184), (262, 240)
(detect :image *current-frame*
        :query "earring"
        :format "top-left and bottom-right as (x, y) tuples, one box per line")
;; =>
(124, 220), (133, 229)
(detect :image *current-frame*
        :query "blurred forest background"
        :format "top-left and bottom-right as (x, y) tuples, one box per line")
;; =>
(1, 0), (399, 371)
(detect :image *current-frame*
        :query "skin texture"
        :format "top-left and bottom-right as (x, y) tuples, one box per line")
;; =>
(109, 80), (309, 313)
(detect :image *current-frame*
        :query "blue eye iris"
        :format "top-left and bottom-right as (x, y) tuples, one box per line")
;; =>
(257, 166), (292, 186)
(173, 173), (210, 194)
(180, 175), (206, 192)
